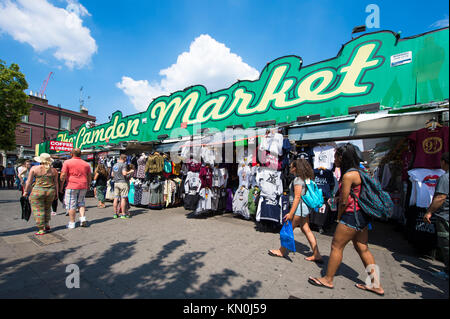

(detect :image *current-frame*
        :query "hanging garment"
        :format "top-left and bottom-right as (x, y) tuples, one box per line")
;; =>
(128, 180), (136, 205)
(313, 145), (335, 170)
(259, 132), (284, 156)
(256, 168), (283, 200)
(199, 165), (213, 189)
(233, 186), (250, 219)
(184, 171), (201, 194)
(256, 196), (282, 224)
(226, 188), (234, 212)
(236, 148), (254, 166)
(105, 179), (115, 200)
(408, 168), (445, 208)
(248, 186), (261, 217)
(141, 181), (150, 206)
(408, 126), (449, 169)
(195, 188), (212, 214)
(313, 168), (335, 199)
(211, 187), (220, 211)
(237, 165), (252, 188)
(134, 182), (143, 206)
(149, 181), (163, 209)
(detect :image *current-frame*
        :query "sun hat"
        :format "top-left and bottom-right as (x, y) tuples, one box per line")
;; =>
(34, 153), (54, 164)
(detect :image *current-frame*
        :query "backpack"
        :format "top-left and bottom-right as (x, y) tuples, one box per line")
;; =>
(348, 168), (394, 219)
(301, 179), (324, 211)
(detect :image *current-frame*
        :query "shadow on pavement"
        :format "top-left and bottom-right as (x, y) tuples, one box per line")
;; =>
(0, 239), (262, 298)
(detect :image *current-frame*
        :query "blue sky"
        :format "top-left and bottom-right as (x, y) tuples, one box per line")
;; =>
(1, 0), (448, 124)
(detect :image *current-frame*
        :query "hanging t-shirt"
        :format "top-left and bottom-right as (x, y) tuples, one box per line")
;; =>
(256, 168), (283, 200)
(196, 188), (212, 213)
(184, 171), (201, 195)
(233, 187), (250, 219)
(199, 165), (213, 189)
(296, 146), (315, 167)
(248, 186), (261, 216)
(408, 168), (445, 208)
(259, 132), (284, 156)
(256, 196), (282, 224)
(238, 165), (252, 188)
(313, 168), (335, 199)
(313, 145), (335, 170)
(408, 126), (449, 169)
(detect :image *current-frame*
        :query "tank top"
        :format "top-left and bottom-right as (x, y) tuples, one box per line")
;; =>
(34, 167), (55, 189)
(345, 184), (361, 213)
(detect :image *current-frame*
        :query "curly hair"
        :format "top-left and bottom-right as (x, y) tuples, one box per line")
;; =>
(95, 163), (108, 177)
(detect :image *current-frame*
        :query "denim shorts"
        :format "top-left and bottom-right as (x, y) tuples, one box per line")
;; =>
(294, 201), (311, 218)
(339, 210), (370, 231)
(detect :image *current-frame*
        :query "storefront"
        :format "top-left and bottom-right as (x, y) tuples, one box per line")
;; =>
(36, 27), (449, 250)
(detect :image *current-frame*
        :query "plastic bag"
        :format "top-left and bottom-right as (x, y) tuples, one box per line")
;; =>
(280, 220), (296, 252)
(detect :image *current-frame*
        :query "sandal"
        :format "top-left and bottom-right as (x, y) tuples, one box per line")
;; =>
(355, 283), (384, 296)
(308, 277), (334, 289)
(35, 230), (46, 236)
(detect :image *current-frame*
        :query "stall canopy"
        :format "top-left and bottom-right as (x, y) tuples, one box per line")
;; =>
(37, 27), (449, 155)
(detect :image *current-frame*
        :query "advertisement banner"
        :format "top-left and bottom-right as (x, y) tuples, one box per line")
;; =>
(49, 141), (73, 152)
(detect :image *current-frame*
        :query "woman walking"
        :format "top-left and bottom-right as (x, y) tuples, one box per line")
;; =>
(23, 153), (59, 235)
(268, 159), (323, 263)
(94, 163), (108, 208)
(308, 143), (384, 296)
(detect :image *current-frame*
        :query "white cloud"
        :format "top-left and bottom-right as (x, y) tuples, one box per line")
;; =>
(117, 34), (260, 111)
(0, 0), (97, 69)
(431, 16), (449, 28)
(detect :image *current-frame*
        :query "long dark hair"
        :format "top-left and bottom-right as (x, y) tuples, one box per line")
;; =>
(291, 159), (314, 181)
(335, 143), (360, 178)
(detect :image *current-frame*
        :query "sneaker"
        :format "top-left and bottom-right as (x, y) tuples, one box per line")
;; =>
(67, 222), (76, 229)
(51, 211), (57, 216)
(120, 214), (130, 219)
(79, 217), (88, 227)
(113, 214), (119, 219)
(432, 271), (449, 280)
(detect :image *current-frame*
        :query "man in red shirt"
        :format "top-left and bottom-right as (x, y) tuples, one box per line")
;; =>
(60, 148), (92, 228)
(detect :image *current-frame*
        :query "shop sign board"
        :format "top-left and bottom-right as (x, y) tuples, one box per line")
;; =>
(44, 28), (448, 154)
(49, 141), (73, 152)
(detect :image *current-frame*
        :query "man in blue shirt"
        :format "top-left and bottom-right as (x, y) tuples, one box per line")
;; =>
(4, 163), (16, 189)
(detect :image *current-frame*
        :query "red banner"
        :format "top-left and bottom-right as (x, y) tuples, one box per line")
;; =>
(49, 141), (73, 152)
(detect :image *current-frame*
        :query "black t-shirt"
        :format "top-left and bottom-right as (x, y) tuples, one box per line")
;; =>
(96, 173), (108, 187)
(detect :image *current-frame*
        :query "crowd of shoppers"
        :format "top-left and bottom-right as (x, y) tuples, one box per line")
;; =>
(4, 145), (449, 295)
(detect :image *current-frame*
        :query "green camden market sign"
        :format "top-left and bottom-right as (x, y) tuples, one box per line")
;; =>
(44, 27), (449, 153)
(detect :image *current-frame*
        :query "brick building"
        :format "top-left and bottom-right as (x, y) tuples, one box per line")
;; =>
(1, 93), (96, 165)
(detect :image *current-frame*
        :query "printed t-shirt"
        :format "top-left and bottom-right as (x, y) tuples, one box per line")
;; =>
(62, 157), (91, 190)
(112, 162), (127, 183)
(313, 145), (335, 170)
(408, 168), (445, 208)
(408, 127), (449, 169)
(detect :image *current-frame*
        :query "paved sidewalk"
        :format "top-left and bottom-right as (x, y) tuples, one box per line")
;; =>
(0, 189), (448, 299)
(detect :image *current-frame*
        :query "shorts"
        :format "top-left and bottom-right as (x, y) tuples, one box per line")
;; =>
(114, 182), (129, 199)
(294, 201), (311, 218)
(65, 189), (87, 210)
(339, 210), (370, 231)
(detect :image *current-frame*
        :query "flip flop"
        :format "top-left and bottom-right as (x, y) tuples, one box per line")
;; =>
(268, 250), (285, 258)
(355, 283), (384, 296)
(305, 257), (324, 264)
(308, 277), (334, 289)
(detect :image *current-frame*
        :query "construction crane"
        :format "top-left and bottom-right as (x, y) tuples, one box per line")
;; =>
(39, 72), (54, 96)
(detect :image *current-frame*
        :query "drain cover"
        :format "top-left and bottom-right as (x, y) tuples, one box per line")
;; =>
(28, 233), (67, 246)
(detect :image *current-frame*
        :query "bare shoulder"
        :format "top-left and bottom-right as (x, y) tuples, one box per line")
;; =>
(343, 170), (361, 183)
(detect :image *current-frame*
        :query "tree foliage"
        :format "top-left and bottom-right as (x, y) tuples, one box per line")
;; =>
(0, 59), (30, 151)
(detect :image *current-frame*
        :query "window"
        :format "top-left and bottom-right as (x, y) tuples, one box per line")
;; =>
(60, 116), (71, 130)
(21, 115), (29, 122)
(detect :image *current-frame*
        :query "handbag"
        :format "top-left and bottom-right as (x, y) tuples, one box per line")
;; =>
(280, 220), (296, 252)
(20, 196), (31, 221)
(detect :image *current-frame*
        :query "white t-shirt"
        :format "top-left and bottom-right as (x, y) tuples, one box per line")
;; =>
(196, 188), (212, 213)
(313, 145), (335, 170)
(233, 186), (250, 219)
(408, 168), (445, 208)
(201, 146), (215, 166)
(238, 165), (252, 188)
(256, 168), (283, 200)
(236, 148), (254, 166)
(259, 132), (284, 156)
(184, 171), (201, 194)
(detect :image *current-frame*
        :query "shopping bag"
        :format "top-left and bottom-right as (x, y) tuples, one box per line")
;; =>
(20, 196), (31, 222)
(280, 220), (296, 252)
